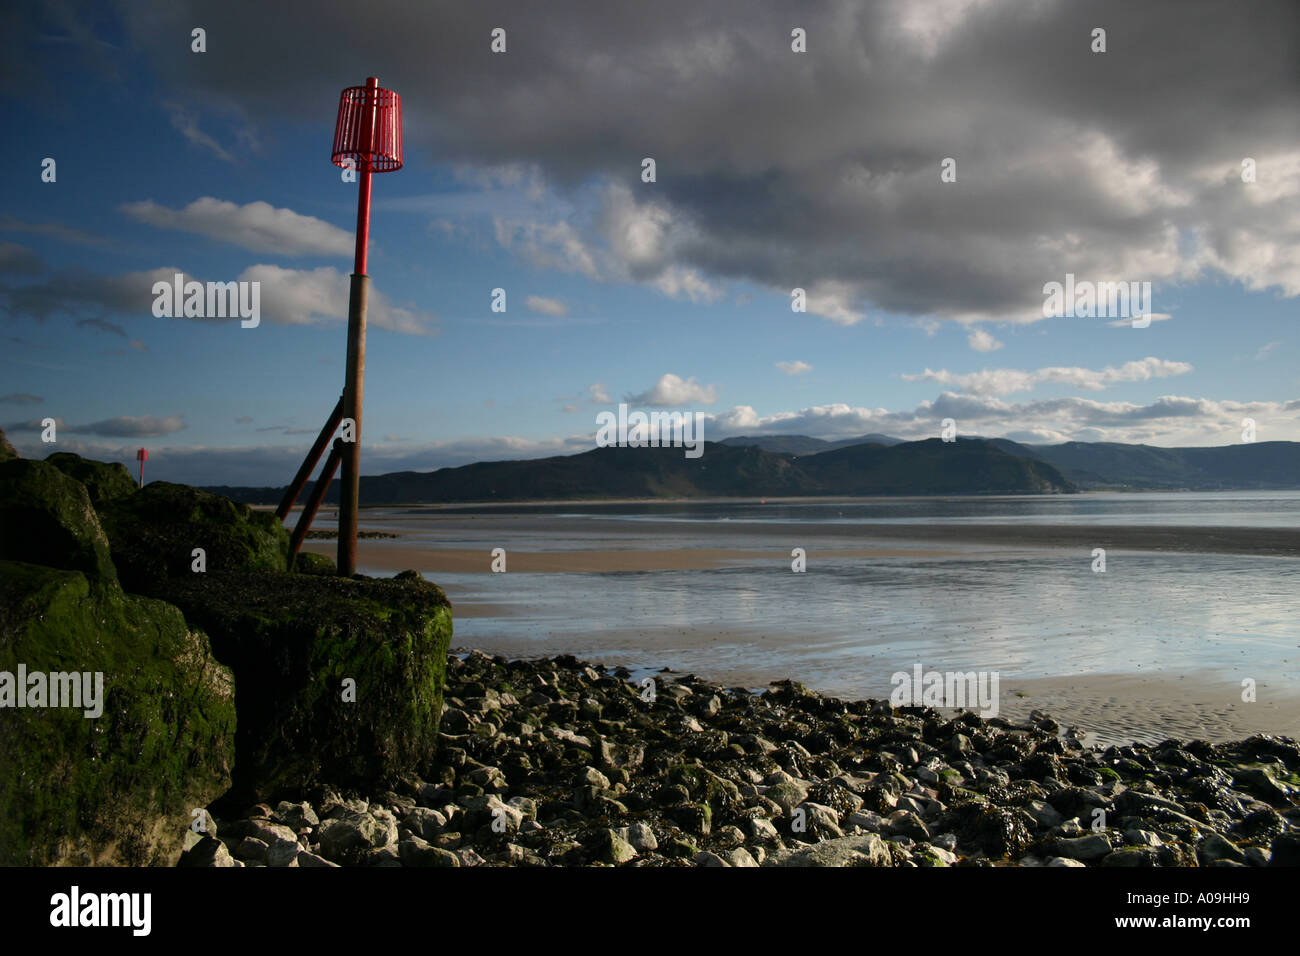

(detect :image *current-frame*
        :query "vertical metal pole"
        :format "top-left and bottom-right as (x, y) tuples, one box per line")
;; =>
(338, 275), (368, 576)
(353, 79), (378, 276)
(338, 77), (379, 577)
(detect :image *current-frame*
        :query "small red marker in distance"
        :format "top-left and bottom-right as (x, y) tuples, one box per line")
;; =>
(135, 447), (148, 488)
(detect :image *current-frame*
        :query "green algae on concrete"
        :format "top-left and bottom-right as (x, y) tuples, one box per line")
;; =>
(162, 568), (453, 801)
(0, 560), (236, 866)
(99, 481), (289, 596)
(0, 459), (118, 585)
(45, 452), (138, 506)
(1, 453), (456, 857)
(292, 550), (336, 575)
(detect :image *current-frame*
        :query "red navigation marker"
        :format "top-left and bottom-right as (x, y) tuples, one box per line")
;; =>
(135, 447), (148, 488)
(329, 77), (404, 575)
(275, 78), (404, 574)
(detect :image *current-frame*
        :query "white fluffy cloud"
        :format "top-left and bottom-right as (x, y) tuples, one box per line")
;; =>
(493, 183), (720, 304)
(1106, 312), (1173, 327)
(804, 282), (867, 326)
(901, 357), (1194, 396)
(707, 392), (1300, 446)
(776, 360), (813, 375)
(122, 198), (353, 256)
(525, 295), (567, 316)
(967, 329), (1003, 352)
(2, 264), (436, 335)
(628, 373), (718, 406)
(494, 218), (601, 279)
(235, 265), (435, 334)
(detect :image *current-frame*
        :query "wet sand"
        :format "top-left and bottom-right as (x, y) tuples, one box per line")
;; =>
(430, 610), (1300, 746)
(301, 541), (962, 572)
(294, 508), (1300, 557)
(448, 621), (1300, 746)
(997, 672), (1300, 746)
(296, 510), (1300, 745)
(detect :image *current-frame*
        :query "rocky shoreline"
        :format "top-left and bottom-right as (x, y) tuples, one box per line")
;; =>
(183, 650), (1300, 868)
(4, 436), (1297, 869)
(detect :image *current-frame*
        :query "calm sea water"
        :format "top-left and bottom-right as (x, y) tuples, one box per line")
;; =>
(348, 492), (1300, 710)
(428, 490), (1300, 529)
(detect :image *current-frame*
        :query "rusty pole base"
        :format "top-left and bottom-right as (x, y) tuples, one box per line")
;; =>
(338, 273), (369, 576)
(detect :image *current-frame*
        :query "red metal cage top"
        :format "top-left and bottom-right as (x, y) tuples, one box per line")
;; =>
(331, 78), (403, 173)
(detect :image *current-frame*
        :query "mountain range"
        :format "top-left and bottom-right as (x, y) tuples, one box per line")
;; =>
(717, 433), (904, 454)
(203, 437), (1072, 504)
(722, 434), (1300, 491)
(201, 435), (1300, 505)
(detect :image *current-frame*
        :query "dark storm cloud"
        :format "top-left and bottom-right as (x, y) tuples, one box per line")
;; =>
(11, 0), (1300, 322)
(3, 414), (185, 437)
(77, 317), (127, 337)
(2, 268), (167, 322)
(5, 434), (595, 486)
(0, 241), (44, 276)
(0, 217), (110, 248)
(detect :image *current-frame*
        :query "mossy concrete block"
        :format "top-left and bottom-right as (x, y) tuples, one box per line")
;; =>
(0, 459), (118, 585)
(0, 561), (236, 865)
(45, 452), (137, 506)
(99, 482), (289, 595)
(163, 569), (453, 801)
(292, 551), (336, 575)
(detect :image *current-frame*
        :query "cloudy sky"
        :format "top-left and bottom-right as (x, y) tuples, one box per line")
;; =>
(2, 0), (1297, 485)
